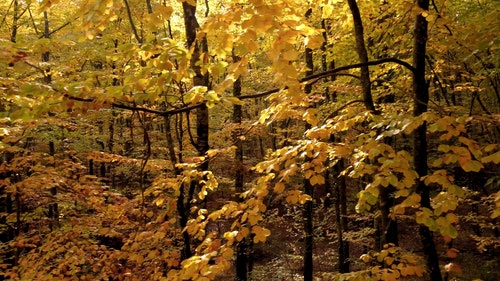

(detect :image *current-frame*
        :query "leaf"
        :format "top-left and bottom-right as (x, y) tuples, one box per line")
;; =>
(446, 248), (460, 259)
(460, 159), (483, 172)
(155, 198), (164, 206)
(274, 182), (285, 193)
(481, 151), (500, 164)
(309, 174), (325, 186)
(252, 226), (271, 243)
(444, 262), (463, 274)
(360, 254), (372, 263)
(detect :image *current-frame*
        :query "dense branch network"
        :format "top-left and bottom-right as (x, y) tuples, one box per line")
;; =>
(65, 57), (416, 116)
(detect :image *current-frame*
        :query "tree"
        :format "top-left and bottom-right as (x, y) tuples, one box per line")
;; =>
(412, 0), (443, 280)
(1, 0), (499, 280)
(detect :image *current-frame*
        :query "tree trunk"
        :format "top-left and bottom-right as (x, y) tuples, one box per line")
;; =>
(182, 1), (210, 160)
(178, 0), (211, 260)
(412, 0), (442, 280)
(378, 184), (398, 248)
(333, 160), (350, 273)
(108, 110), (116, 153)
(42, 11), (51, 84)
(48, 141), (58, 230)
(303, 9), (314, 279)
(303, 180), (314, 281)
(10, 0), (18, 43)
(232, 52), (250, 281)
(347, 0), (375, 111)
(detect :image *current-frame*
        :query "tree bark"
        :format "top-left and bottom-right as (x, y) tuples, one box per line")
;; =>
(177, 0), (211, 260)
(334, 161), (350, 273)
(303, 9), (315, 280)
(347, 0), (375, 111)
(412, 0), (442, 280)
(42, 11), (51, 83)
(378, 184), (398, 248)
(182, 1), (210, 160)
(232, 52), (250, 281)
(10, 0), (18, 43)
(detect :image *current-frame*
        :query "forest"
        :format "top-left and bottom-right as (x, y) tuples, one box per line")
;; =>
(0, 0), (499, 280)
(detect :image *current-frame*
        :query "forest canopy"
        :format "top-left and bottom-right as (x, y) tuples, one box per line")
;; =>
(0, 0), (499, 280)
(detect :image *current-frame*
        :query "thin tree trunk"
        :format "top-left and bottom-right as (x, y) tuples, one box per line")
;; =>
(303, 9), (314, 279)
(412, 0), (442, 280)
(232, 52), (250, 281)
(10, 0), (18, 43)
(177, 0), (211, 260)
(378, 185), (398, 248)
(42, 11), (51, 83)
(334, 162), (350, 273)
(48, 141), (58, 230)
(108, 110), (116, 153)
(347, 0), (375, 111)
(182, 1), (210, 159)
(303, 179), (314, 281)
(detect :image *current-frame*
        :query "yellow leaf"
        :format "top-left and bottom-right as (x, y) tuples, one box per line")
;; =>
(155, 198), (164, 206)
(206, 149), (218, 157)
(484, 144), (498, 152)
(322, 4), (334, 18)
(274, 182), (285, 193)
(481, 151), (500, 164)
(252, 226), (271, 243)
(460, 159), (483, 172)
(236, 227), (249, 242)
(157, 5), (173, 19)
(310, 174), (325, 186)
(305, 35), (324, 49)
(360, 254), (371, 263)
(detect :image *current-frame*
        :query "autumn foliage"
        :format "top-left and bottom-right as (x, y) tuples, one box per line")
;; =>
(1, 0), (499, 280)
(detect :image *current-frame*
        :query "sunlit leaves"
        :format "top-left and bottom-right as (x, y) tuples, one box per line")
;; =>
(78, 0), (124, 40)
(353, 244), (425, 281)
(252, 225), (271, 243)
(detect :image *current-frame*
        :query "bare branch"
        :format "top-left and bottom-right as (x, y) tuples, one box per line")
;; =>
(39, 18), (78, 39)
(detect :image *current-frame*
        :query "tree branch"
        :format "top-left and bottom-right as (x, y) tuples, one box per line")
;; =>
(64, 57), (415, 116)
(38, 18), (78, 39)
(123, 0), (142, 44)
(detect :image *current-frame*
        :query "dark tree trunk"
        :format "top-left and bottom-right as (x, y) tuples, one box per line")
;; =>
(108, 110), (116, 153)
(378, 185), (398, 248)
(42, 11), (51, 83)
(303, 180), (314, 281)
(412, 0), (442, 280)
(347, 0), (375, 111)
(48, 141), (58, 230)
(177, 0), (211, 261)
(303, 10), (315, 279)
(235, 239), (248, 281)
(334, 160), (350, 273)
(10, 0), (18, 43)
(232, 52), (250, 281)
(182, 1), (210, 159)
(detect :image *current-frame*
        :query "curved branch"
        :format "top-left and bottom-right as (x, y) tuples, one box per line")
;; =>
(64, 57), (415, 116)
(239, 58), (414, 100)
(303, 57), (416, 81)
(123, 0), (142, 44)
